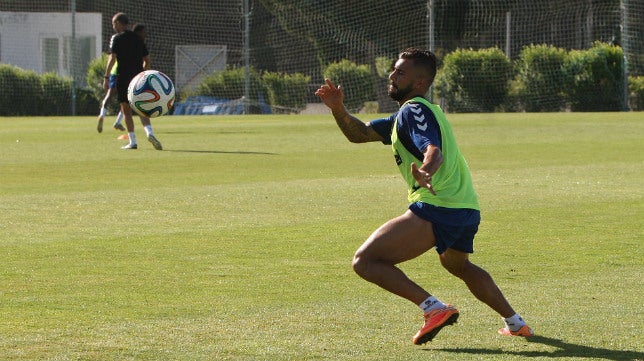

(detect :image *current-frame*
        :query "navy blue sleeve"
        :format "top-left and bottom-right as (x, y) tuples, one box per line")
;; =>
(368, 113), (396, 145)
(398, 102), (441, 155)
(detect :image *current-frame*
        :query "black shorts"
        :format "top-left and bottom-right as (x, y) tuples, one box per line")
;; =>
(116, 73), (136, 103)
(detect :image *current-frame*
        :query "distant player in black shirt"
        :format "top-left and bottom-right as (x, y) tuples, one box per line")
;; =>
(103, 12), (162, 150)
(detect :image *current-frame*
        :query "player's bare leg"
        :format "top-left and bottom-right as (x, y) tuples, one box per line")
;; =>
(120, 103), (137, 149)
(440, 248), (533, 337)
(113, 111), (125, 131)
(440, 248), (514, 316)
(352, 210), (434, 304)
(97, 87), (116, 133)
(352, 211), (461, 344)
(139, 116), (162, 150)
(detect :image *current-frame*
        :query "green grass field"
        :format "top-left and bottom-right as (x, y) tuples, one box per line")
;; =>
(0, 112), (642, 361)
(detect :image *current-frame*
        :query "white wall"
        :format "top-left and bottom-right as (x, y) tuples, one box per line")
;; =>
(0, 11), (101, 80)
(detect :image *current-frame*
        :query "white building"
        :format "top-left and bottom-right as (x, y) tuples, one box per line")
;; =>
(0, 11), (102, 86)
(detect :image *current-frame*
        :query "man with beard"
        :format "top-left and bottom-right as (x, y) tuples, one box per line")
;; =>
(315, 48), (533, 345)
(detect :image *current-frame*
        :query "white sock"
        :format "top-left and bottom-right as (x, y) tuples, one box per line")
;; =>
(144, 125), (153, 137)
(99, 107), (107, 117)
(114, 112), (124, 125)
(128, 132), (137, 145)
(503, 313), (526, 331)
(419, 296), (446, 313)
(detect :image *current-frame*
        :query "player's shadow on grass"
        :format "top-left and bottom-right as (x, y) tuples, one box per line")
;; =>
(164, 149), (278, 155)
(434, 335), (643, 361)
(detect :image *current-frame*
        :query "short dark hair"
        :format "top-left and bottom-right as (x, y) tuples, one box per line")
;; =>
(398, 48), (437, 85)
(114, 12), (129, 25)
(133, 24), (146, 34)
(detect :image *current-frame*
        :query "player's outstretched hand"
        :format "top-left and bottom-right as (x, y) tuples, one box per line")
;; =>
(315, 79), (344, 111)
(411, 163), (437, 195)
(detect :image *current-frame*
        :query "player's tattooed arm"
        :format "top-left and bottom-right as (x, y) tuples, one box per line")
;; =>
(315, 78), (383, 143)
(331, 109), (383, 143)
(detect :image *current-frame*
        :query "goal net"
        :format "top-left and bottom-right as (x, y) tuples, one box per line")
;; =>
(0, 0), (642, 115)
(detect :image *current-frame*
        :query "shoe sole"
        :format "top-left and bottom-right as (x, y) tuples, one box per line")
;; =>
(97, 121), (103, 133)
(498, 326), (534, 337)
(148, 137), (163, 150)
(414, 312), (459, 345)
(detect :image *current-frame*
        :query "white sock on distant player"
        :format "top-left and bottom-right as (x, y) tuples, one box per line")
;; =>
(419, 296), (447, 313)
(115, 111), (124, 125)
(128, 132), (137, 145)
(99, 107), (107, 118)
(144, 125), (153, 137)
(503, 313), (526, 331)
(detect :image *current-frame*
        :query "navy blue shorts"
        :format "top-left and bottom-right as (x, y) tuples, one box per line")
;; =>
(109, 74), (117, 89)
(408, 202), (480, 254)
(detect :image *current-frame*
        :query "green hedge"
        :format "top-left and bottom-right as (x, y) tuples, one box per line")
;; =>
(0, 64), (80, 116)
(196, 66), (264, 100)
(512, 44), (568, 112)
(0, 64), (41, 116)
(564, 42), (625, 111)
(194, 66), (267, 113)
(41, 73), (73, 115)
(1, 42), (637, 115)
(322, 59), (375, 112)
(629, 76), (644, 111)
(435, 42), (627, 112)
(261, 71), (310, 113)
(0, 64), (22, 116)
(435, 47), (513, 112)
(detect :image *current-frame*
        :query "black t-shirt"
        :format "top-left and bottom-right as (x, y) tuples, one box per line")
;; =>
(110, 30), (149, 82)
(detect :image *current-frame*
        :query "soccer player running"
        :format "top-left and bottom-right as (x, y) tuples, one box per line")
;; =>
(103, 12), (162, 150)
(97, 40), (125, 134)
(315, 48), (533, 345)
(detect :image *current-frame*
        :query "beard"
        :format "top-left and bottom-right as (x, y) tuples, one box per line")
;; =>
(388, 83), (414, 102)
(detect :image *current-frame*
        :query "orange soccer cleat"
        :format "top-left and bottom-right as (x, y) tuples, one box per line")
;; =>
(412, 305), (459, 345)
(498, 324), (534, 337)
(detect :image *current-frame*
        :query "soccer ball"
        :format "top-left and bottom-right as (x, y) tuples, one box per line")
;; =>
(127, 70), (175, 118)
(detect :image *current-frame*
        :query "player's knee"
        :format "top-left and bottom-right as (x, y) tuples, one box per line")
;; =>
(441, 263), (462, 277)
(352, 253), (363, 275)
(352, 252), (371, 278)
(440, 255), (466, 277)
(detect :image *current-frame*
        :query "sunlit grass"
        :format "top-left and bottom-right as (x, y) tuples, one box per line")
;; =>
(0, 112), (642, 360)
